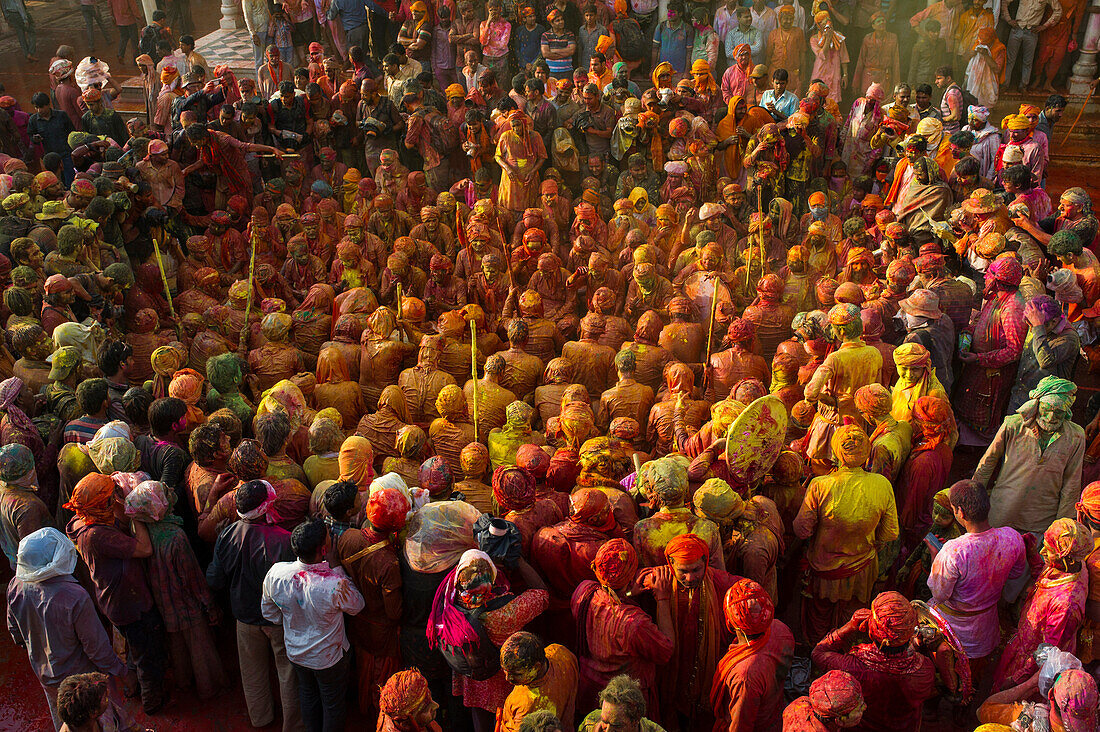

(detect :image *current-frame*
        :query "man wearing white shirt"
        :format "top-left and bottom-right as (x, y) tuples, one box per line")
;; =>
(262, 519), (365, 732)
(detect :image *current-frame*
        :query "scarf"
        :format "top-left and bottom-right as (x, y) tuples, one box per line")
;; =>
(668, 571), (725, 705)
(711, 627), (772, 713)
(0, 377), (36, 436)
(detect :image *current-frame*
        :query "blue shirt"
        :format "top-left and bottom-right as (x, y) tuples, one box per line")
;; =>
(327, 0), (367, 33)
(653, 21), (692, 74)
(514, 23), (546, 68)
(724, 26), (763, 62)
(760, 89), (799, 120)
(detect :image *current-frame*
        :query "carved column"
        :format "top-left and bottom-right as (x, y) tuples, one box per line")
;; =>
(220, 0), (245, 30)
(1069, 0), (1100, 95)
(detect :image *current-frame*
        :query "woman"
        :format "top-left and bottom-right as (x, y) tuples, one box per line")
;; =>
(966, 27), (1005, 107)
(994, 518), (1090, 690)
(357, 384), (411, 472)
(809, 11), (848, 97)
(255, 379), (313, 464)
(840, 83), (884, 177)
(313, 346), (364, 429)
(893, 396), (955, 557)
(426, 548), (549, 732)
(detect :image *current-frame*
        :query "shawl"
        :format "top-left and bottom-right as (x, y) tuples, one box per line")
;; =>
(710, 627), (773, 712)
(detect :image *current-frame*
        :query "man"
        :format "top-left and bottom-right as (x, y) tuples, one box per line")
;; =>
(896, 288), (956, 393)
(496, 110), (546, 216)
(811, 592), (936, 732)
(404, 86), (457, 192)
(377, 669), (440, 731)
(963, 105), (1000, 180)
(327, 0), (370, 60)
(497, 631), (579, 730)
(183, 123), (282, 208)
(725, 7), (762, 65)
(761, 69), (799, 122)
(206, 480), (301, 732)
(766, 8), (804, 95)
(262, 519), (365, 732)
(639, 533), (737, 731)
(63, 378), (109, 445)
(7, 528), (130, 729)
(711, 578), (795, 732)
(80, 88), (127, 145)
(28, 92), (75, 182)
(65, 473), (166, 713)
(953, 0), (995, 78)
(1034, 94), (1067, 138)
(634, 456), (724, 569)
(794, 424), (898, 644)
(577, 83), (617, 160)
(932, 65), (963, 134)
(928, 479), (1026, 674)
(954, 256), (1027, 444)
(1001, 0), (1062, 91)
(241, 0), (269, 68)
(913, 83), (940, 120)
(597, 349), (654, 431)
(136, 139), (185, 212)
(653, 2), (693, 74)
(2, 0), (36, 60)
(0, 444), (50, 571)
(974, 376), (1085, 534)
(577, 675), (666, 731)
(541, 9), (576, 79)
(782, 671), (866, 732)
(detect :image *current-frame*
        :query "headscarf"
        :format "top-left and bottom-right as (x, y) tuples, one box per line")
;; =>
(367, 484), (411, 532)
(338, 436), (375, 487)
(664, 532), (710, 565)
(1076, 481), (1100, 526)
(427, 547), (507, 652)
(867, 591), (917, 646)
(168, 368), (206, 427)
(124, 480), (171, 523)
(15, 527), (79, 583)
(1042, 518), (1092, 565)
(316, 346), (351, 385)
(723, 578), (773, 635)
(492, 465), (536, 512)
(569, 488), (617, 532)
(88, 437), (140, 475)
(914, 396), (955, 451)
(1018, 375), (1077, 422)
(64, 473), (117, 525)
(591, 537), (638, 594)
(419, 456), (453, 498)
(52, 321), (104, 365)
(0, 443), (36, 487)
(0, 377), (36, 437)
(1051, 669), (1098, 732)
(435, 384), (467, 422)
(237, 480), (277, 521)
(256, 380), (309, 434)
(396, 425), (427, 459)
(377, 384), (410, 423)
(637, 456), (688, 508)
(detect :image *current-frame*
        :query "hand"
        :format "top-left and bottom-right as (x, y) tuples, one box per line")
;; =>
(574, 265), (588, 276)
(1086, 414), (1100, 443)
(848, 607), (872, 631)
(1070, 39), (1078, 52)
(1007, 18), (1019, 27)
(708, 438), (727, 454)
(206, 605), (223, 626)
(958, 350), (979, 363)
(252, 32), (262, 45)
(641, 565), (675, 600)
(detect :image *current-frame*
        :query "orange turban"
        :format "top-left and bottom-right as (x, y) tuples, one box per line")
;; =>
(379, 669), (432, 721)
(664, 532), (710, 565)
(723, 578), (773, 635)
(65, 473), (117, 526)
(809, 671), (864, 718)
(831, 424), (871, 468)
(1078, 481), (1100, 525)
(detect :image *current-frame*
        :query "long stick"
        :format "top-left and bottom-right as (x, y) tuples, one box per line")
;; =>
(702, 274), (722, 396)
(1062, 84), (1096, 147)
(150, 235), (177, 331)
(470, 318), (479, 443)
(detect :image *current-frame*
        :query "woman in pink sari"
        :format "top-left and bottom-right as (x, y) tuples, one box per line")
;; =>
(993, 518), (1090, 690)
(840, 82), (884, 177)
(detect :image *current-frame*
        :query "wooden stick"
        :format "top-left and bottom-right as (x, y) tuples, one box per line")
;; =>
(1062, 84), (1096, 147)
(471, 319), (480, 443)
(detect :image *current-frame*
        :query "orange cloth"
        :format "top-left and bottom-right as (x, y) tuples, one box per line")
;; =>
(65, 473), (117, 525)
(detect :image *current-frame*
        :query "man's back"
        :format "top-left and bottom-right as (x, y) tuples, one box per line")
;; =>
(207, 519), (293, 625)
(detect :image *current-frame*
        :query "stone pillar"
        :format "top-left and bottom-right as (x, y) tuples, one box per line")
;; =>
(220, 0), (245, 30)
(1069, 0), (1100, 95)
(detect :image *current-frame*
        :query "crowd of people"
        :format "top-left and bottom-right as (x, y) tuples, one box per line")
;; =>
(0, 0), (1097, 730)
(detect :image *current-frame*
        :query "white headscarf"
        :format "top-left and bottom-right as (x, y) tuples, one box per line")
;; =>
(16, 528), (78, 583)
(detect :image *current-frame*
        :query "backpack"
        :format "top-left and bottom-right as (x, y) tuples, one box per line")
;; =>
(139, 25), (163, 63)
(437, 593), (514, 681)
(613, 18), (647, 62)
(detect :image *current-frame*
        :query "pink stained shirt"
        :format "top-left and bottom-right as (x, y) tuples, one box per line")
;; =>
(928, 526), (1027, 658)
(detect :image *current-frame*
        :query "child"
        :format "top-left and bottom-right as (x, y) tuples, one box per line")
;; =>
(268, 5), (294, 64)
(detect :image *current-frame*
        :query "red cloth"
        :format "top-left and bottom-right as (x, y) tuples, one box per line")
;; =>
(710, 620), (795, 732)
(665, 532), (711, 565)
(895, 441), (953, 552)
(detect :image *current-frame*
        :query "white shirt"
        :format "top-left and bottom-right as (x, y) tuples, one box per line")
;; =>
(261, 560), (365, 670)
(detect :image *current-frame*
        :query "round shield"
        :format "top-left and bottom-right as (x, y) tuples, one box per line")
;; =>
(682, 270), (733, 321)
(724, 394), (788, 487)
(912, 599), (973, 703)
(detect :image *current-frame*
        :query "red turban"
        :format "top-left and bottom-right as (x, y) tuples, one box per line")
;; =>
(379, 669), (432, 720)
(516, 444), (550, 479)
(726, 318), (756, 346)
(569, 488), (617, 532)
(808, 670), (864, 718)
(723, 579), (773, 635)
(868, 591), (917, 646)
(492, 466), (536, 513)
(664, 532), (710, 566)
(367, 486), (410, 532)
(592, 538), (638, 591)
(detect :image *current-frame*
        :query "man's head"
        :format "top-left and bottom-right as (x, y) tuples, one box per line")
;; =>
(97, 340), (133, 379)
(57, 673), (110, 730)
(947, 479), (989, 525)
(664, 533), (710, 590)
(500, 631), (547, 686)
(933, 65), (953, 89)
(290, 518), (328, 563)
(591, 675), (647, 732)
(1044, 94), (1068, 125)
(914, 83), (933, 109)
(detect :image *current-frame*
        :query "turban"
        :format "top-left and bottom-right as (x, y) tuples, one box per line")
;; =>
(261, 312), (292, 342)
(868, 591), (917, 646)
(43, 274), (72, 294)
(1051, 669), (1099, 722)
(492, 465), (536, 513)
(64, 473), (117, 526)
(338, 436), (375, 487)
(230, 439), (269, 480)
(637, 456), (688, 508)
(435, 384), (467, 422)
(808, 191), (828, 207)
(395, 425), (426, 459)
(543, 358), (573, 384)
(150, 345), (183, 379)
(831, 424), (871, 468)
(1026, 375), (1077, 413)
(1077, 481), (1100, 524)
(592, 537), (638, 591)
(808, 671), (864, 718)
(88, 436), (140, 475)
(379, 669), (432, 721)
(516, 444), (550, 479)
(664, 532), (710, 566)
(15, 527), (79, 584)
(968, 105), (989, 121)
(723, 579), (773, 635)
(367, 484), (411, 530)
(1019, 103), (1041, 117)
(418, 456), (453, 498)
(726, 318), (756, 345)
(893, 342), (932, 369)
(854, 384), (891, 417)
(694, 479), (744, 523)
(828, 302), (861, 326)
(1006, 115), (1031, 130)
(814, 9), (830, 23)
(1043, 518), (1092, 563)
(569, 488), (617, 532)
